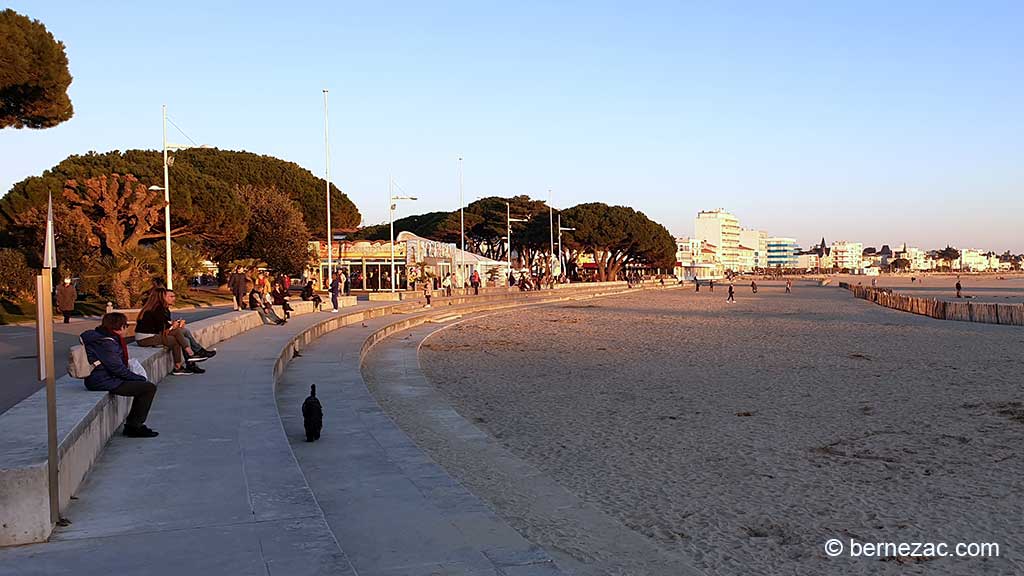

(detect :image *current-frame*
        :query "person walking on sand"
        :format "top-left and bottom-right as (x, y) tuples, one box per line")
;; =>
(750, 280), (758, 294)
(785, 279), (792, 294)
(709, 279), (714, 292)
(955, 280), (963, 298)
(727, 283), (735, 303)
(56, 277), (77, 323)
(694, 278), (700, 292)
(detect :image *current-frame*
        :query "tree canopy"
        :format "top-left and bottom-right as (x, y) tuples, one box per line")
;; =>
(560, 203), (676, 281)
(0, 148), (360, 259)
(0, 9), (73, 129)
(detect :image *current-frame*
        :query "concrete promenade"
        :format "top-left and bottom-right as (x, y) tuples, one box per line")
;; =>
(0, 310), (356, 575)
(0, 286), (635, 574)
(278, 311), (563, 576)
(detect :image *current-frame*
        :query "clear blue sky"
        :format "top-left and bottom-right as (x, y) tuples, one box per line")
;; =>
(3, 1), (1022, 252)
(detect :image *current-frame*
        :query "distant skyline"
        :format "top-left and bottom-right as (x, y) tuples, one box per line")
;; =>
(2, 1), (1022, 252)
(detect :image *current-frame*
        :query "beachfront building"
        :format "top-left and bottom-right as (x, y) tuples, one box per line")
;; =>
(739, 228), (768, 271)
(831, 241), (863, 272)
(309, 231), (507, 291)
(958, 249), (994, 272)
(766, 237), (799, 269)
(695, 209), (741, 272)
(894, 244), (930, 271)
(674, 237), (723, 281)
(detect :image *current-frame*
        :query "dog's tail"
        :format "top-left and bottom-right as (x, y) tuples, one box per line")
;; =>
(310, 384), (316, 397)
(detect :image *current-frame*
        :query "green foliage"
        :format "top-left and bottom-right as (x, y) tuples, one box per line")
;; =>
(351, 211), (462, 242)
(560, 203), (676, 281)
(0, 247), (34, 299)
(0, 9), (73, 129)
(232, 185), (312, 276)
(0, 148), (360, 258)
(937, 245), (961, 264)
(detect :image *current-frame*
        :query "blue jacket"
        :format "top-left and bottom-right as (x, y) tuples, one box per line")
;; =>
(81, 328), (147, 392)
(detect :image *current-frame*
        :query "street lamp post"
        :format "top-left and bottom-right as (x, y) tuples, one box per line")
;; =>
(548, 189), (554, 278)
(161, 105), (171, 289)
(558, 213), (575, 283)
(458, 156), (464, 292)
(506, 201), (528, 279)
(153, 104), (206, 290)
(389, 176), (416, 293)
(323, 89), (332, 289)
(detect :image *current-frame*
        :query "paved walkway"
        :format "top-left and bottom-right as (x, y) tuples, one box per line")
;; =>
(0, 310), (356, 576)
(0, 295), (570, 575)
(277, 312), (563, 576)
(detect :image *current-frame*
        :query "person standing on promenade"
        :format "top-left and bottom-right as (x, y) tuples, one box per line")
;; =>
(423, 278), (433, 307)
(229, 267), (247, 310)
(330, 272), (340, 312)
(82, 312), (159, 437)
(471, 270), (481, 295)
(956, 280), (963, 298)
(56, 277), (77, 323)
(750, 280), (758, 294)
(709, 279), (714, 292)
(727, 283), (736, 303)
(341, 270), (350, 296)
(442, 273), (453, 297)
(785, 279), (792, 294)
(694, 278), (700, 292)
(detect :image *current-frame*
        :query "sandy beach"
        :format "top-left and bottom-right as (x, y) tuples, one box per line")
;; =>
(831, 273), (1024, 304)
(409, 283), (1023, 575)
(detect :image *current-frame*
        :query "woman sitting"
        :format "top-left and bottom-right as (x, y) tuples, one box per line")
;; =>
(135, 288), (205, 375)
(271, 281), (294, 319)
(301, 280), (323, 311)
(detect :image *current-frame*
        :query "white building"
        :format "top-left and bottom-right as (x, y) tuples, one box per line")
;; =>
(695, 209), (741, 272)
(740, 228), (768, 271)
(958, 249), (992, 271)
(895, 245), (930, 271)
(831, 241), (863, 272)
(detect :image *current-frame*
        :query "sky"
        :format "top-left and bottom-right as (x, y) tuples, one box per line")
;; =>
(3, 0), (1022, 252)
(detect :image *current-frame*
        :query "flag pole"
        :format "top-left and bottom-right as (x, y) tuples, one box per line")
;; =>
(37, 193), (59, 526)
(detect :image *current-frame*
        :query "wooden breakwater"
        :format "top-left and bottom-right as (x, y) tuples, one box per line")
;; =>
(838, 283), (1024, 326)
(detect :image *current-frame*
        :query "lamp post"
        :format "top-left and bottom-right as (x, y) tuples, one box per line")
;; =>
(389, 176), (416, 293)
(152, 104), (206, 290)
(506, 201), (528, 277)
(558, 214), (575, 282)
(458, 156), (464, 292)
(548, 189), (554, 278)
(323, 89), (333, 290)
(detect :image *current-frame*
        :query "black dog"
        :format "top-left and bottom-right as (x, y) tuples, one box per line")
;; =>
(302, 384), (323, 442)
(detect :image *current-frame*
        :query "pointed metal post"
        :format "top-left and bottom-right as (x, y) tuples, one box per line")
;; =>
(37, 194), (59, 526)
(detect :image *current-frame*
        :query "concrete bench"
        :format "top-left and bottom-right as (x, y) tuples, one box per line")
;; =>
(0, 301), (314, 546)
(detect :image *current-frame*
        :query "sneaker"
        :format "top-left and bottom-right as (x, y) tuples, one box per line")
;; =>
(124, 425), (159, 438)
(186, 363), (206, 374)
(171, 366), (193, 376)
(200, 349), (217, 359)
(189, 355), (209, 363)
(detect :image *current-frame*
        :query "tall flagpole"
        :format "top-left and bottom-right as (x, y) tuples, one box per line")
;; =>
(162, 105), (173, 290)
(37, 193), (59, 526)
(323, 89), (333, 289)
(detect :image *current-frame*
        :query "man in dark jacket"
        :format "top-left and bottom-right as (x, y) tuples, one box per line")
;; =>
(82, 313), (159, 438)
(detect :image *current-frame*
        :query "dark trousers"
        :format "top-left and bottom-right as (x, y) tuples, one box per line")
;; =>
(112, 380), (157, 427)
(62, 312), (72, 323)
(233, 290), (246, 309)
(473, 285), (479, 295)
(331, 293), (339, 310)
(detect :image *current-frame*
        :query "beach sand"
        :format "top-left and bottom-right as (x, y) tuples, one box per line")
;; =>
(410, 283), (1023, 575)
